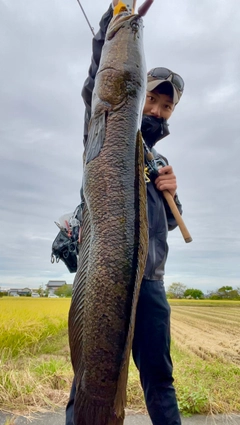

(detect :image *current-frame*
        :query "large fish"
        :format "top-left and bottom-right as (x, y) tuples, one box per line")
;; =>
(68, 8), (148, 425)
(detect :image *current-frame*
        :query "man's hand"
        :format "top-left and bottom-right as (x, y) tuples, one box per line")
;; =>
(154, 165), (177, 198)
(112, 0), (137, 8)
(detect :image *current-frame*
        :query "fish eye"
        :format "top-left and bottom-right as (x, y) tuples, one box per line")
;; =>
(131, 21), (139, 31)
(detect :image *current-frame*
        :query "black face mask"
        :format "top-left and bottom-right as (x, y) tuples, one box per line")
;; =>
(141, 115), (170, 148)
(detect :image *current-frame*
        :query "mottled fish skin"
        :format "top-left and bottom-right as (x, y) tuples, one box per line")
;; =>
(68, 12), (148, 425)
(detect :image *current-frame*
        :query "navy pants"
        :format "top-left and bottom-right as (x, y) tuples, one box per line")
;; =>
(66, 279), (181, 425)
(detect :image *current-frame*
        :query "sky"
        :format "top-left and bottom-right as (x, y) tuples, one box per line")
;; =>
(0, 0), (239, 294)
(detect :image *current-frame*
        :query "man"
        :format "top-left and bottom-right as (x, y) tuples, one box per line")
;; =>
(66, 2), (184, 425)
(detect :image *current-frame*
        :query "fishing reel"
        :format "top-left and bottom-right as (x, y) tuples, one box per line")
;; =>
(143, 140), (167, 182)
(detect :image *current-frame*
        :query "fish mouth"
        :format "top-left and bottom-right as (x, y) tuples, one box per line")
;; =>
(107, 13), (142, 40)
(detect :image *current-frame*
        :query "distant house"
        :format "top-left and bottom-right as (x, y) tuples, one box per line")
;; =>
(9, 287), (32, 297)
(46, 280), (67, 295)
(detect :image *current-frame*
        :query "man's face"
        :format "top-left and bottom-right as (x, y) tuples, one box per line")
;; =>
(143, 90), (174, 121)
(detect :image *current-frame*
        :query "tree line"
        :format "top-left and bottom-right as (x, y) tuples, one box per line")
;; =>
(166, 283), (240, 300)
(1, 283), (239, 300)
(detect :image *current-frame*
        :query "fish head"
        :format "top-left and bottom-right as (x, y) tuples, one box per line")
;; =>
(93, 12), (147, 116)
(106, 12), (143, 42)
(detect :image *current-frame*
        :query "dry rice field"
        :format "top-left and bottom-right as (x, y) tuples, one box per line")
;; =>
(171, 303), (240, 366)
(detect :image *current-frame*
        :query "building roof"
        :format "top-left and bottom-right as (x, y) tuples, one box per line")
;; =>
(9, 287), (32, 292)
(46, 280), (67, 288)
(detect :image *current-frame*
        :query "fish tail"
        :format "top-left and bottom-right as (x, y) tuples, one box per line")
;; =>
(107, 414), (125, 425)
(74, 388), (113, 425)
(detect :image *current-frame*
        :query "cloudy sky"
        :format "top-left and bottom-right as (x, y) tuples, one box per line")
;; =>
(0, 0), (239, 293)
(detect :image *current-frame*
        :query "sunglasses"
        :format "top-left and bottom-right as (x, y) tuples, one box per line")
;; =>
(148, 67), (184, 92)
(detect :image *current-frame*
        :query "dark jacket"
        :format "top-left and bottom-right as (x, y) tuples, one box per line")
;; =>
(81, 4), (182, 281)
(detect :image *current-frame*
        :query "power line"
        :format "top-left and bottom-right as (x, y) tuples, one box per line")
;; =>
(76, 0), (95, 37)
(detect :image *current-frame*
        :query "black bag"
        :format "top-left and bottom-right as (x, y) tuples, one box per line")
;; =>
(51, 206), (82, 273)
(51, 230), (78, 273)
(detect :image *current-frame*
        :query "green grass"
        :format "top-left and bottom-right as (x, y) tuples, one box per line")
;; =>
(171, 341), (240, 415)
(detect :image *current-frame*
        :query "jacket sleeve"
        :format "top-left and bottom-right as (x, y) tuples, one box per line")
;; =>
(152, 149), (183, 231)
(81, 4), (113, 146)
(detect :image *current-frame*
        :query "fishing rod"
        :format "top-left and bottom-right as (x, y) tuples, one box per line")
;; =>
(76, 0), (95, 36)
(143, 142), (192, 243)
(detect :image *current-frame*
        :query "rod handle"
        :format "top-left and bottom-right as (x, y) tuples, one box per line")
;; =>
(163, 190), (192, 243)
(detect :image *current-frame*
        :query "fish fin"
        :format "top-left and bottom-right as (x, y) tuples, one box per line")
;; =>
(107, 413), (125, 425)
(85, 112), (106, 164)
(73, 386), (124, 425)
(113, 130), (148, 417)
(68, 202), (91, 407)
(73, 387), (110, 425)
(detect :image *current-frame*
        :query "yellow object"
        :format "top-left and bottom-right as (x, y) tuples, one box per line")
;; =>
(113, 1), (134, 15)
(144, 166), (150, 183)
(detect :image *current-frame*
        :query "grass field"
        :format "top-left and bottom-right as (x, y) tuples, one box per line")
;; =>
(0, 297), (240, 416)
